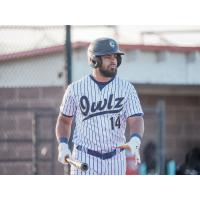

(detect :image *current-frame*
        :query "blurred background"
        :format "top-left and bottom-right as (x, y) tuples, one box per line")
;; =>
(0, 25), (200, 175)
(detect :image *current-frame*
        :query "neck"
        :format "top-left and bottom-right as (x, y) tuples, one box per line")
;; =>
(92, 71), (112, 82)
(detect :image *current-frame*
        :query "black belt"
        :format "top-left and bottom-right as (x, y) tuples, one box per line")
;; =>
(76, 145), (124, 160)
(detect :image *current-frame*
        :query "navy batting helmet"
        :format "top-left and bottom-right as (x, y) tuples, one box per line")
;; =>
(88, 37), (125, 68)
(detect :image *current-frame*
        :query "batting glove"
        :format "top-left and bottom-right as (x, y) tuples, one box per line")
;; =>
(58, 141), (71, 165)
(118, 133), (141, 165)
(127, 136), (141, 165)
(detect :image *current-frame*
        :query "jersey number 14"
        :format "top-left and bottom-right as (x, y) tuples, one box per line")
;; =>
(110, 116), (121, 130)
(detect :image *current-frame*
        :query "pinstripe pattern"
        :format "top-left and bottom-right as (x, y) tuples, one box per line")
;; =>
(70, 146), (126, 175)
(60, 74), (143, 175)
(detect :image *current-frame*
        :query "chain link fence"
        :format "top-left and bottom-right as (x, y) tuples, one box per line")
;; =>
(0, 26), (66, 174)
(0, 26), (66, 88)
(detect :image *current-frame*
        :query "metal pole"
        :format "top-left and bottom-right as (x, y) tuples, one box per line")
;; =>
(65, 25), (72, 85)
(156, 100), (166, 175)
(64, 25), (72, 175)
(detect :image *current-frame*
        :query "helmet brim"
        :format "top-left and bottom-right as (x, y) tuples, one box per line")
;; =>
(94, 51), (125, 56)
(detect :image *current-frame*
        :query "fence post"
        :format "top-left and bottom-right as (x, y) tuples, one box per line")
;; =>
(156, 100), (166, 175)
(65, 25), (72, 85)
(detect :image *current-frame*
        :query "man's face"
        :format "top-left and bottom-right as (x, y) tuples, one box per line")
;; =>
(99, 54), (118, 77)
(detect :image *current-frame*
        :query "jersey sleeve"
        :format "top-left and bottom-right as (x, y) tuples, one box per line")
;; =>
(124, 84), (144, 118)
(60, 84), (77, 117)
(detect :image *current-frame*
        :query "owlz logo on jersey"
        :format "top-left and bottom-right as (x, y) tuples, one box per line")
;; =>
(80, 94), (124, 120)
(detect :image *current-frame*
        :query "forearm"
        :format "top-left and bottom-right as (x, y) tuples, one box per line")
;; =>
(55, 114), (72, 141)
(56, 114), (73, 164)
(124, 116), (144, 164)
(128, 116), (144, 138)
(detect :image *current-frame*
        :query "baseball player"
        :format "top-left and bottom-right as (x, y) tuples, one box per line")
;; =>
(55, 37), (144, 175)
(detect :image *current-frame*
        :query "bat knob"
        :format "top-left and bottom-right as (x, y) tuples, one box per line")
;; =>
(81, 163), (89, 171)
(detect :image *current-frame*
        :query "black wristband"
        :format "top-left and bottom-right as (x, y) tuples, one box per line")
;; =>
(130, 133), (142, 141)
(58, 137), (69, 144)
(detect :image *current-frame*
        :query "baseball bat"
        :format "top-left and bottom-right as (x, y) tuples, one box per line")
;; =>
(65, 156), (88, 172)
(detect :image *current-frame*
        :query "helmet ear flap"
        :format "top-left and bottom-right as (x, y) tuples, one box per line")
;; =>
(90, 56), (102, 68)
(117, 55), (122, 67)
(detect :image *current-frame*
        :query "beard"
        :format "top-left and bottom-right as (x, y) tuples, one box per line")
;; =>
(99, 65), (117, 77)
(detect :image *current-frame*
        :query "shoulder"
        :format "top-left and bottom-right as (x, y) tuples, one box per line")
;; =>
(65, 75), (90, 95)
(69, 75), (90, 88)
(115, 76), (135, 89)
(116, 77), (138, 96)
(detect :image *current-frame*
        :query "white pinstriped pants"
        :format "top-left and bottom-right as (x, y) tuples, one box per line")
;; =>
(70, 146), (126, 175)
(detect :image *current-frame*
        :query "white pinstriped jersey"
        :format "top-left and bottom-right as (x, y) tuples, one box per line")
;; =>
(60, 75), (143, 152)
